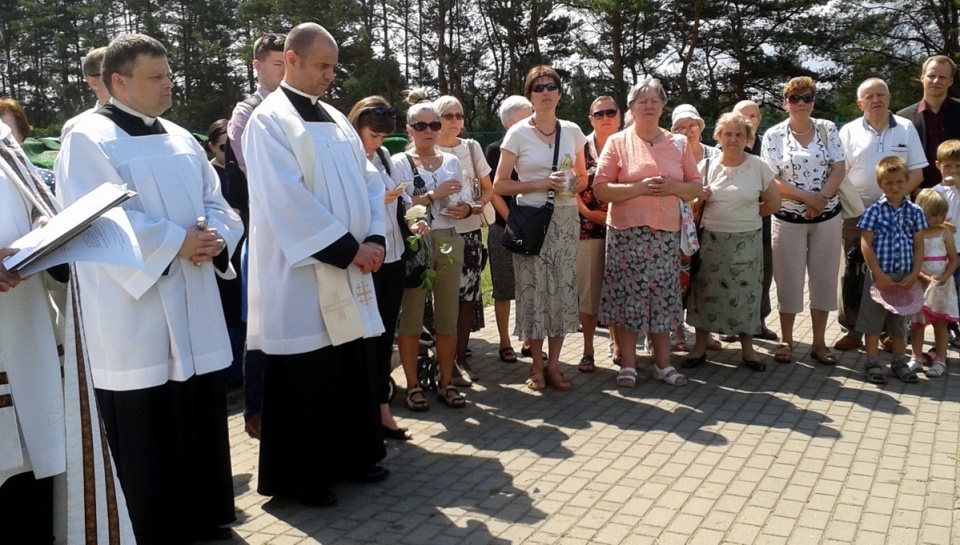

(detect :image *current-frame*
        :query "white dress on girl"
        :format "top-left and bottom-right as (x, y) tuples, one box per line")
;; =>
(915, 230), (960, 325)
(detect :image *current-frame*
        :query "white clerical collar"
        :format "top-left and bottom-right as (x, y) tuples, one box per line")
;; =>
(109, 98), (158, 126)
(280, 81), (321, 105)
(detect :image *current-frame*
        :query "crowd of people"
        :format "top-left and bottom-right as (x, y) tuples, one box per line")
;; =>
(1, 21), (958, 544)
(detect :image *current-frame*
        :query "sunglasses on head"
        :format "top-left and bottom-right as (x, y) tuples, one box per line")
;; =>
(532, 82), (559, 93)
(261, 32), (286, 44)
(441, 112), (464, 121)
(410, 121), (442, 132)
(786, 93), (815, 104)
(365, 106), (396, 119)
(591, 108), (618, 120)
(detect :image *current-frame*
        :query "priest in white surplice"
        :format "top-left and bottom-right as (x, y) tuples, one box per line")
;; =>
(56, 34), (242, 544)
(0, 119), (135, 543)
(243, 23), (388, 507)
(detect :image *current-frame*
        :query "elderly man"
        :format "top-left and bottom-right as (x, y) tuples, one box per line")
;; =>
(832, 78), (927, 351)
(60, 47), (111, 138)
(57, 34), (242, 544)
(898, 55), (960, 190)
(243, 23), (388, 508)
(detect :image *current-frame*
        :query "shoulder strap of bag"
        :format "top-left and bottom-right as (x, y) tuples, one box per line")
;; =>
(544, 122), (562, 205)
(813, 119), (829, 148)
(405, 152), (427, 190)
(375, 147), (391, 176)
(696, 156), (711, 228)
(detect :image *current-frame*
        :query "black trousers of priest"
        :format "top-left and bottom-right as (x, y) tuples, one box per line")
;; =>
(258, 337), (386, 498)
(0, 471), (54, 544)
(96, 372), (236, 545)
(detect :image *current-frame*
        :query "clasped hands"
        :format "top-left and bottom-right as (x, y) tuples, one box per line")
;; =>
(179, 226), (225, 266)
(873, 270), (919, 291)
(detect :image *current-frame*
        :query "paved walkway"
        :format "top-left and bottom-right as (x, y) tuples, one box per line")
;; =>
(213, 304), (960, 545)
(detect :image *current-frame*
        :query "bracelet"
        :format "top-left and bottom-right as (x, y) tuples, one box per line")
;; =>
(426, 191), (434, 204)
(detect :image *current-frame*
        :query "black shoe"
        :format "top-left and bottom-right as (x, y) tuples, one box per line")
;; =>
(382, 425), (412, 441)
(681, 354), (706, 369)
(350, 465), (390, 483)
(192, 526), (233, 540)
(292, 486), (338, 507)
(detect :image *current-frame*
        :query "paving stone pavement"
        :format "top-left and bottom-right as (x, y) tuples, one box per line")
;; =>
(211, 302), (960, 545)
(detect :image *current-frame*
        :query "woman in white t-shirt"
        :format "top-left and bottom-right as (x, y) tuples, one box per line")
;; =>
(435, 95), (494, 383)
(391, 102), (472, 410)
(685, 112), (781, 371)
(492, 65), (589, 392)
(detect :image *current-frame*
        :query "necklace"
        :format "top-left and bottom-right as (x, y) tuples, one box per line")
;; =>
(789, 122), (813, 136)
(532, 118), (557, 148)
(416, 153), (441, 170)
(637, 131), (661, 147)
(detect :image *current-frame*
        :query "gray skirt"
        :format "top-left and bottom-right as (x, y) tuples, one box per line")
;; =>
(686, 229), (763, 336)
(513, 205), (579, 340)
(487, 223), (515, 301)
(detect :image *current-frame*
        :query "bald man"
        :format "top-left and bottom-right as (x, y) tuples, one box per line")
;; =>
(243, 23), (388, 507)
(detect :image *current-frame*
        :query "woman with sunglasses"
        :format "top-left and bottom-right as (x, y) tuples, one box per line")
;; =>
(493, 65), (589, 392)
(434, 95), (494, 383)
(761, 76), (846, 365)
(347, 96), (420, 439)
(577, 96), (619, 373)
(206, 118), (229, 185)
(391, 102), (472, 409)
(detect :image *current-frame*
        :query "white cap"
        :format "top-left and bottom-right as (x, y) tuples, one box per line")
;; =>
(671, 104), (704, 130)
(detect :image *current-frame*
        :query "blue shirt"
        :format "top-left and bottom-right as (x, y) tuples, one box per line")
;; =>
(858, 196), (928, 274)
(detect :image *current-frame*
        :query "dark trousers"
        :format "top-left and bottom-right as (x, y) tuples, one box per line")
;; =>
(243, 348), (267, 421)
(761, 215), (774, 320)
(0, 472), (54, 545)
(838, 216), (862, 334)
(372, 260), (406, 404)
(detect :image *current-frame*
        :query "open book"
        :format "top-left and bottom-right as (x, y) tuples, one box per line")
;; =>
(4, 183), (141, 276)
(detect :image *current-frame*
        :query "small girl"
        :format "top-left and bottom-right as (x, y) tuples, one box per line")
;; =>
(910, 189), (959, 377)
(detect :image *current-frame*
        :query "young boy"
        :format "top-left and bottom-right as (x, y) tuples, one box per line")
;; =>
(932, 140), (960, 347)
(857, 156), (929, 384)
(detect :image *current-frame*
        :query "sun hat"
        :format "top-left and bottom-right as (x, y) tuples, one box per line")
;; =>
(870, 284), (924, 316)
(671, 104), (705, 130)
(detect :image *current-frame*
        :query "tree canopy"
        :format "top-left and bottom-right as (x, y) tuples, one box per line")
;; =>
(1, 0), (956, 138)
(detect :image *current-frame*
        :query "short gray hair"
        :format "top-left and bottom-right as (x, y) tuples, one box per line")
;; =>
(497, 95), (533, 128)
(406, 102), (439, 124)
(434, 95), (462, 115)
(627, 76), (667, 107)
(857, 77), (889, 99)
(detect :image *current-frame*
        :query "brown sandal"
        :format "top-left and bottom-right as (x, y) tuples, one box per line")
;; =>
(773, 343), (793, 364)
(545, 369), (572, 391)
(525, 371), (545, 391)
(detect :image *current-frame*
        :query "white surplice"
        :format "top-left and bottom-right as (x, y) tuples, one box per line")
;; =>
(55, 111), (244, 391)
(243, 89), (385, 355)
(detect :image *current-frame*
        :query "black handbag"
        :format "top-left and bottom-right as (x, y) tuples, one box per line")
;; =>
(502, 125), (561, 255)
(842, 244), (866, 310)
(689, 157), (710, 275)
(402, 154), (434, 288)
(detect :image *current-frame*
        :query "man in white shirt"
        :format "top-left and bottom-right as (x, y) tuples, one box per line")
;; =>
(60, 47), (111, 138)
(243, 22), (388, 507)
(56, 33), (243, 544)
(835, 77), (927, 350)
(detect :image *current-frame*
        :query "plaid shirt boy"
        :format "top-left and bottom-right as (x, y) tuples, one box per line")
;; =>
(857, 196), (929, 274)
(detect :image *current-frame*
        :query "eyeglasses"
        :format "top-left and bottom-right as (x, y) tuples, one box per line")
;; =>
(786, 94), (815, 104)
(441, 112), (465, 120)
(218, 144), (227, 152)
(532, 83), (559, 93)
(410, 121), (442, 132)
(365, 106), (396, 119)
(591, 108), (618, 120)
(261, 32), (286, 44)
(88, 73), (101, 78)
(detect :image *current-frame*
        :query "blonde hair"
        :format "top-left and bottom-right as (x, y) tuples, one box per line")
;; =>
(937, 139), (960, 163)
(875, 156), (908, 185)
(712, 112), (754, 143)
(783, 76), (815, 98)
(915, 188), (949, 219)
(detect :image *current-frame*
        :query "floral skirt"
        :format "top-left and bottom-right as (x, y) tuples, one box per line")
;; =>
(513, 205), (579, 340)
(686, 229), (763, 336)
(599, 225), (682, 333)
(459, 229), (485, 331)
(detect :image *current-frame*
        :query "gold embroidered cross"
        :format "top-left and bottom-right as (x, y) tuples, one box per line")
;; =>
(355, 282), (373, 306)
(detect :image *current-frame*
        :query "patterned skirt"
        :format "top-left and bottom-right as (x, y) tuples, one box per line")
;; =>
(599, 225), (682, 333)
(513, 205), (579, 339)
(459, 229), (486, 331)
(487, 223), (516, 301)
(686, 229), (763, 336)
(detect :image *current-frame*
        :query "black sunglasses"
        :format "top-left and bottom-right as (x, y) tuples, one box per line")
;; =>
(365, 106), (396, 119)
(591, 108), (618, 120)
(261, 32), (286, 44)
(218, 143), (226, 152)
(786, 94), (815, 104)
(532, 82), (559, 93)
(441, 112), (465, 120)
(410, 121), (442, 132)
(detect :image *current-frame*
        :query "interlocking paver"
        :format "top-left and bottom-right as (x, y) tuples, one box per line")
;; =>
(205, 291), (960, 544)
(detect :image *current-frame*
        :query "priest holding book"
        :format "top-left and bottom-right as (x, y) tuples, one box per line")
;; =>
(55, 34), (243, 545)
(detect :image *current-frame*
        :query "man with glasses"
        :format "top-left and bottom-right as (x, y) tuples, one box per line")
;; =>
(60, 47), (111, 138)
(243, 23), (388, 508)
(56, 33), (243, 544)
(899, 55), (960, 190)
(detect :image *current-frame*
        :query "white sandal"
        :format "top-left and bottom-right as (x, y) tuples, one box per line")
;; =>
(655, 365), (687, 386)
(926, 361), (947, 378)
(616, 367), (638, 387)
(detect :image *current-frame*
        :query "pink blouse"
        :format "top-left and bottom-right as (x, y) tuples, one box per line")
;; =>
(593, 129), (702, 231)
